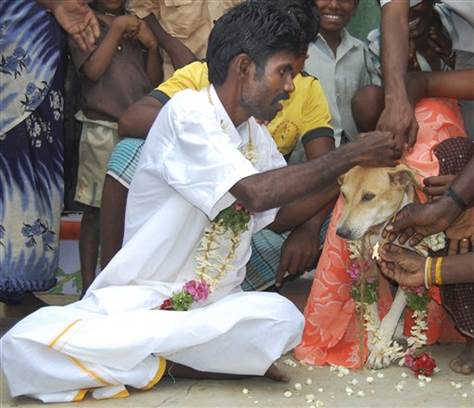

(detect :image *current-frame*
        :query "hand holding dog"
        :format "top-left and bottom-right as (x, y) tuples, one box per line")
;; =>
(378, 244), (425, 287)
(353, 131), (402, 167)
(384, 195), (461, 245)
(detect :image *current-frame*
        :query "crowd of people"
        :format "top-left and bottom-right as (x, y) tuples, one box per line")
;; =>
(0, 0), (473, 402)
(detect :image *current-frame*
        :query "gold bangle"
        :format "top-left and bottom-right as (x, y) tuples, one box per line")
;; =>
(434, 257), (444, 285)
(424, 257), (432, 289)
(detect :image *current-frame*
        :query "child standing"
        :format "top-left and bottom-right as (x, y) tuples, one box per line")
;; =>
(69, 0), (162, 296)
(304, 0), (375, 147)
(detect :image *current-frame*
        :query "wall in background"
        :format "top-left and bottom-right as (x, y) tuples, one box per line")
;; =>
(347, 0), (381, 40)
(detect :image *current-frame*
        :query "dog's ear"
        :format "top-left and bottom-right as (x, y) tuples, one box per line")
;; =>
(338, 174), (345, 186)
(388, 168), (416, 188)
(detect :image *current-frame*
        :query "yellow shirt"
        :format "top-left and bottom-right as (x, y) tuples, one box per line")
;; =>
(152, 61), (333, 156)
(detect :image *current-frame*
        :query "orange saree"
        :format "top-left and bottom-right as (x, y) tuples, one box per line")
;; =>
(295, 98), (467, 368)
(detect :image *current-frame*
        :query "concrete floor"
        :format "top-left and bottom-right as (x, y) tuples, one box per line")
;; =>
(1, 281), (474, 407)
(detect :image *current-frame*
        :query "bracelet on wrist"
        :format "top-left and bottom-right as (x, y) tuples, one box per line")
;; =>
(434, 257), (444, 286)
(424, 257), (433, 289)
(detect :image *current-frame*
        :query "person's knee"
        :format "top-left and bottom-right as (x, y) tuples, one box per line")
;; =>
(352, 85), (384, 133)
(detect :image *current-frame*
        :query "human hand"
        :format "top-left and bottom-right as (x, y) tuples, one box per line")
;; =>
(376, 95), (418, 151)
(275, 223), (321, 288)
(384, 196), (461, 245)
(445, 207), (474, 255)
(113, 15), (141, 39)
(51, 0), (100, 52)
(135, 20), (158, 49)
(378, 244), (425, 287)
(423, 175), (456, 198)
(352, 130), (401, 167)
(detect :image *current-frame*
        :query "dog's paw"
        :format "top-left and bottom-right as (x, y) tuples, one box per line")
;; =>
(366, 344), (392, 369)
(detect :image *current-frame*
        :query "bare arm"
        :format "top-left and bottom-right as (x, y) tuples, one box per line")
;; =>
(143, 14), (196, 70)
(407, 70), (474, 103)
(82, 16), (140, 81)
(118, 96), (163, 138)
(230, 131), (400, 214)
(377, 1), (418, 149)
(270, 136), (337, 231)
(135, 20), (163, 86)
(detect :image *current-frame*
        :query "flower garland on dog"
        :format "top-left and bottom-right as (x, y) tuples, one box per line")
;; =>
(347, 239), (433, 371)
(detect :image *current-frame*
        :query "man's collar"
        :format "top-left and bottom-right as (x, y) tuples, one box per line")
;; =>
(208, 84), (246, 146)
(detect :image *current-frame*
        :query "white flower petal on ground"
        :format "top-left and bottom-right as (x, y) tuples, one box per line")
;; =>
(376, 372), (384, 378)
(305, 378), (313, 385)
(283, 391), (293, 398)
(294, 383), (302, 391)
(315, 400), (325, 408)
(357, 390), (365, 397)
(401, 372), (408, 378)
(366, 376), (374, 384)
(350, 378), (358, 385)
(305, 393), (315, 402)
(242, 388), (249, 394)
(317, 387), (324, 393)
(345, 386), (354, 396)
(418, 381), (426, 388)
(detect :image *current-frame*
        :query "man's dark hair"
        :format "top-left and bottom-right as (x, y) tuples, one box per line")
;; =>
(207, 1), (315, 86)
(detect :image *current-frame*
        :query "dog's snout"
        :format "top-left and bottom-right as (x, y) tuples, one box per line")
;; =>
(336, 226), (353, 240)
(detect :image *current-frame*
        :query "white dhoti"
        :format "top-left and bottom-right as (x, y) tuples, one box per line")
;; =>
(1, 87), (303, 402)
(2, 291), (303, 402)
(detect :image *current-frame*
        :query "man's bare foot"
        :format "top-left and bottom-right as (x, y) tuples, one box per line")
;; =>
(264, 364), (289, 382)
(449, 337), (474, 375)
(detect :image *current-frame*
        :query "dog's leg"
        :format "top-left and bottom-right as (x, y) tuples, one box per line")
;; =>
(367, 287), (407, 369)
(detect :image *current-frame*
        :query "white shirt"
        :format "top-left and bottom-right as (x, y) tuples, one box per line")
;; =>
(87, 85), (286, 313)
(380, 0), (474, 53)
(305, 30), (374, 145)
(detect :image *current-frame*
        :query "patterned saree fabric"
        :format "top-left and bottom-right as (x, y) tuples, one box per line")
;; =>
(295, 98), (467, 368)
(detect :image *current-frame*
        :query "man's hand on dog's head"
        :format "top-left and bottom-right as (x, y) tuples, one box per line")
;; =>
(354, 131), (402, 168)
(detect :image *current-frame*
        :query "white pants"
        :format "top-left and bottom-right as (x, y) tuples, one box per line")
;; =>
(1, 291), (303, 402)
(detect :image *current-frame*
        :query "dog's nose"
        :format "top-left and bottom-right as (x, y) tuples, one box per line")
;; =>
(336, 226), (353, 240)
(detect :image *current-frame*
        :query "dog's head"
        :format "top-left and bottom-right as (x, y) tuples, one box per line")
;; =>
(336, 164), (417, 241)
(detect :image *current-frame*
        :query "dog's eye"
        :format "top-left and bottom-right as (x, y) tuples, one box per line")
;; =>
(361, 192), (375, 202)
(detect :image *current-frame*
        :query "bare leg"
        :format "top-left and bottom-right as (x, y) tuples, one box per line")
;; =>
(100, 175), (128, 270)
(79, 205), (100, 297)
(351, 85), (385, 132)
(449, 337), (474, 375)
(168, 362), (289, 382)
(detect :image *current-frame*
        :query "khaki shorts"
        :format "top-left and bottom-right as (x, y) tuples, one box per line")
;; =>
(74, 111), (120, 208)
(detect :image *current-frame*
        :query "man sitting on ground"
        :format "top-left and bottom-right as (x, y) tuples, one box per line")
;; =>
(1, 2), (400, 403)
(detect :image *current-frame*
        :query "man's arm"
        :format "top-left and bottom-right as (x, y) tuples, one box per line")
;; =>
(231, 131), (400, 213)
(377, 0), (418, 149)
(118, 95), (163, 138)
(144, 14), (196, 70)
(407, 70), (474, 104)
(386, 157), (474, 244)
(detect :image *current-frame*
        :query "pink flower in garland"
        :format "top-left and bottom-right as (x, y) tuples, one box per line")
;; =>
(347, 261), (362, 282)
(183, 280), (210, 302)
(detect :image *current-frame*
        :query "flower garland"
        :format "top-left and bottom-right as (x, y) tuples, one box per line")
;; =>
(160, 100), (256, 311)
(347, 240), (431, 370)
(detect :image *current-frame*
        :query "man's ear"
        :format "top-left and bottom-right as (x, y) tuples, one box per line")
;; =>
(233, 53), (252, 79)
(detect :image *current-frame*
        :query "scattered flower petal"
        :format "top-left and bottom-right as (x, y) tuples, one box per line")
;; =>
(317, 387), (324, 393)
(242, 388), (249, 395)
(294, 383), (302, 391)
(305, 393), (315, 402)
(366, 376), (374, 384)
(357, 390), (365, 397)
(377, 373), (384, 378)
(305, 378), (313, 385)
(350, 378), (358, 385)
(283, 391), (292, 398)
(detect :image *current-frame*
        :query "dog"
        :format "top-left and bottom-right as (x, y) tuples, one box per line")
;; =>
(336, 164), (443, 369)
